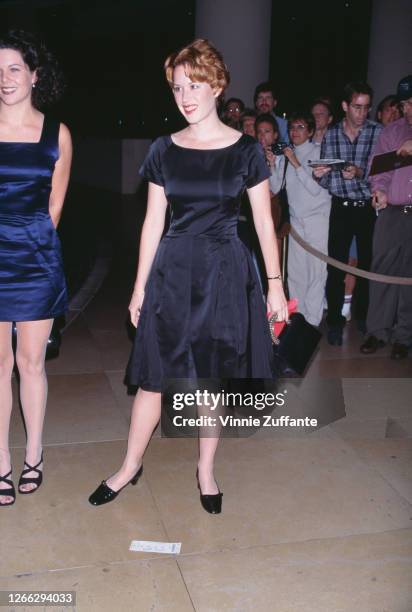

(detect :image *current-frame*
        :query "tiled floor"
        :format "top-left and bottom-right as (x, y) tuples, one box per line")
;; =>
(2, 202), (412, 611)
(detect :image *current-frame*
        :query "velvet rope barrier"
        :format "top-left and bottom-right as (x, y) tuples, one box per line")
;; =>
(289, 227), (412, 286)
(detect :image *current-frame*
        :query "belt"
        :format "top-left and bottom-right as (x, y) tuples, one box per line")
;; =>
(339, 198), (369, 208)
(387, 203), (412, 214)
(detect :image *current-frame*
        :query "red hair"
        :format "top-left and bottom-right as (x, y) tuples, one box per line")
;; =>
(164, 39), (230, 94)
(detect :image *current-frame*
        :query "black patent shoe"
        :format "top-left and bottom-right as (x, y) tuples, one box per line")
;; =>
(88, 465), (143, 506)
(0, 470), (15, 507)
(18, 454), (43, 494)
(196, 471), (223, 514)
(200, 491), (223, 514)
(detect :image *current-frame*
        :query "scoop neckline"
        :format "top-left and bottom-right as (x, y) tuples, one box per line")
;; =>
(169, 132), (245, 151)
(0, 115), (46, 145)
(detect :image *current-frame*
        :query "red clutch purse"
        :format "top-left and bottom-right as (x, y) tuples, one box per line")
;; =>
(267, 299), (322, 375)
(267, 298), (298, 344)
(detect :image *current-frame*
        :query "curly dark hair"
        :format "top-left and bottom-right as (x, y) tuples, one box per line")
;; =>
(0, 29), (65, 109)
(255, 113), (279, 134)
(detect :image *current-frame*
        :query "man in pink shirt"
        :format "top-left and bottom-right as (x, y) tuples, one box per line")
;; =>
(360, 75), (412, 360)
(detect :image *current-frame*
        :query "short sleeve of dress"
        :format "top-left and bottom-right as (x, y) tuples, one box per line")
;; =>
(139, 137), (166, 186)
(245, 139), (271, 189)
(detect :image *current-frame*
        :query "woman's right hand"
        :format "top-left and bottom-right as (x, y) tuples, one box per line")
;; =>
(264, 147), (277, 169)
(129, 289), (145, 327)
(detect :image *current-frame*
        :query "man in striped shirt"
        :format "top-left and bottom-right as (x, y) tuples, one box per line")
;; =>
(313, 82), (382, 345)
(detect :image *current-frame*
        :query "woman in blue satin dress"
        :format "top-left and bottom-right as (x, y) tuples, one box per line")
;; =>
(89, 39), (287, 514)
(0, 31), (72, 506)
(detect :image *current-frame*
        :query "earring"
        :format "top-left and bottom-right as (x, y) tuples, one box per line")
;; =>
(32, 83), (36, 88)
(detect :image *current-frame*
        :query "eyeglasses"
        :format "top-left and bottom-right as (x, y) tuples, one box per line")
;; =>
(289, 123), (307, 130)
(349, 104), (371, 111)
(227, 107), (241, 113)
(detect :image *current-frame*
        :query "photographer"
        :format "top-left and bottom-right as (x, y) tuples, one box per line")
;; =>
(256, 113), (290, 250)
(268, 112), (331, 326)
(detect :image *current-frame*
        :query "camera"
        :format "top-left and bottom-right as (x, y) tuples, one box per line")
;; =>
(271, 142), (289, 155)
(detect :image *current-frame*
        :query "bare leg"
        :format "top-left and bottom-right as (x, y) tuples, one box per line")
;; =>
(0, 322), (14, 504)
(197, 394), (221, 495)
(106, 389), (161, 491)
(198, 436), (220, 495)
(15, 319), (53, 492)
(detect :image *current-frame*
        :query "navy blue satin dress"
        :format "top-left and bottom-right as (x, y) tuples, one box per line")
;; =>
(0, 116), (67, 322)
(126, 134), (275, 391)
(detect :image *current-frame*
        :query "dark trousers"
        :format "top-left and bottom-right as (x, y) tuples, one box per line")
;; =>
(326, 196), (375, 327)
(366, 206), (412, 344)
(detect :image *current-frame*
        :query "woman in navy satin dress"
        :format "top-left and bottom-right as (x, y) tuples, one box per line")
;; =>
(89, 40), (287, 513)
(0, 31), (72, 506)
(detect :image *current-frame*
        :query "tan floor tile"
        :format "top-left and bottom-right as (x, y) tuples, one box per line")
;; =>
(308, 322), (411, 378)
(89, 328), (132, 370)
(0, 442), (168, 576)
(0, 559), (193, 612)
(304, 424), (343, 439)
(315, 324), (387, 362)
(315, 357), (412, 378)
(330, 417), (389, 440)
(144, 437), (412, 554)
(104, 370), (131, 415)
(105, 370), (161, 437)
(45, 317), (103, 376)
(178, 529), (412, 612)
(347, 439), (412, 505)
(386, 417), (412, 438)
(82, 283), (131, 332)
(10, 373), (128, 447)
(342, 378), (412, 419)
(257, 377), (346, 438)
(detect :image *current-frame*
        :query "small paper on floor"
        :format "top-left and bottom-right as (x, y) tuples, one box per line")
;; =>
(129, 540), (182, 554)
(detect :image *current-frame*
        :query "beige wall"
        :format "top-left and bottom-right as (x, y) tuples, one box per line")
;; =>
(368, 0), (412, 112)
(195, 0), (272, 106)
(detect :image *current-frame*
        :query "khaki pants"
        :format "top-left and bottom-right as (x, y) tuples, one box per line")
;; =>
(288, 213), (329, 326)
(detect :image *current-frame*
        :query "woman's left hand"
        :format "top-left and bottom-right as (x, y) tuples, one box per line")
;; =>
(267, 283), (289, 321)
(129, 289), (145, 327)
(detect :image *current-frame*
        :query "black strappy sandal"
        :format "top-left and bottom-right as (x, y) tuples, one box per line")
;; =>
(0, 470), (16, 506)
(18, 454), (43, 495)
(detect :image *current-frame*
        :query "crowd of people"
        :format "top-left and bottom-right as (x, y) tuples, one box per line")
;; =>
(222, 77), (412, 358)
(0, 28), (411, 513)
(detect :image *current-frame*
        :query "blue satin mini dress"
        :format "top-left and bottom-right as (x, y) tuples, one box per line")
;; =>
(126, 133), (275, 391)
(0, 116), (67, 322)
